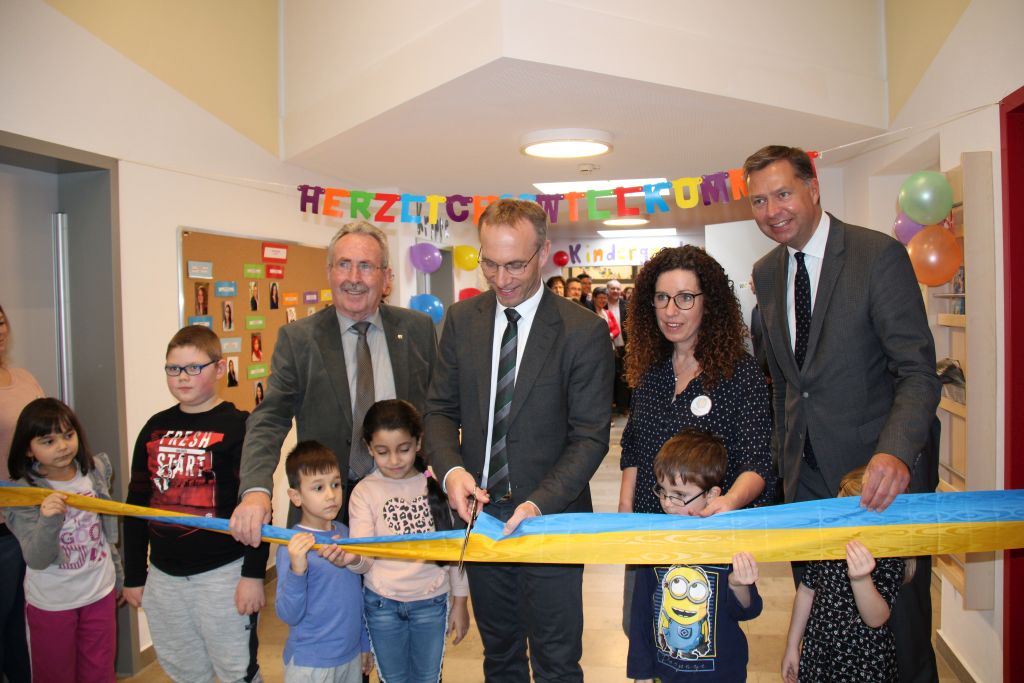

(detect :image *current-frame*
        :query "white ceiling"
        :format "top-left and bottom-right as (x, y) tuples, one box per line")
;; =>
(287, 58), (885, 238)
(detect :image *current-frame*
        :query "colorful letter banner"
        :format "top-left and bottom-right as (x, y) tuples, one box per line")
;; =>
(295, 153), (821, 226)
(1, 484), (1020, 566)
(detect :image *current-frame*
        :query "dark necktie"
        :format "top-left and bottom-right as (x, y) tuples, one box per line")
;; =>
(349, 321), (374, 478)
(794, 252), (811, 369)
(488, 308), (520, 497)
(794, 253), (819, 469)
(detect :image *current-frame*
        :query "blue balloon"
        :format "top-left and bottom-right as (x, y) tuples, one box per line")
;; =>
(409, 293), (444, 324)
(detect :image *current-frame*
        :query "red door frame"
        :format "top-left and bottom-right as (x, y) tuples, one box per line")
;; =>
(1002, 84), (1024, 683)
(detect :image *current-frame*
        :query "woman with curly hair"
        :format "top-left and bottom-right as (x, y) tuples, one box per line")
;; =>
(619, 245), (775, 518)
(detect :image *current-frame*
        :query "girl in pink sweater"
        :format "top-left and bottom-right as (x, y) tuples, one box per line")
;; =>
(348, 400), (469, 682)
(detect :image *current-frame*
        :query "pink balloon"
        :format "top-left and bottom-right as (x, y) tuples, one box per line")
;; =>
(458, 287), (481, 301)
(893, 212), (924, 245)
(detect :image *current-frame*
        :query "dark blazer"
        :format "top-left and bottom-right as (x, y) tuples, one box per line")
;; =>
(752, 214), (940, 501)
(424, 288), (614, 514)
(239, 304), (437, 493)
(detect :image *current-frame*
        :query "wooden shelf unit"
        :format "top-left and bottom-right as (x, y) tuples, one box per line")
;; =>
(928, 152), (996, 611)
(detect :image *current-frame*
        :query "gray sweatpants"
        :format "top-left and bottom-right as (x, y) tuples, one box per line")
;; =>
(142, 559), (261, 683)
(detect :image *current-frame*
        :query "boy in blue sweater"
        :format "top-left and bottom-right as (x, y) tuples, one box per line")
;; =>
(276, 441), (372, 682)
(628, 429), (762, 682)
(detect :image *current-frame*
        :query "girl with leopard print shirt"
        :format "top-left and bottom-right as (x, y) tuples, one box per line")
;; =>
(347, 400), (470, 681)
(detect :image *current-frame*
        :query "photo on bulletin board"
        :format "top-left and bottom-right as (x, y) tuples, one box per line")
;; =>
(194, 283), (210, 316)
(269, 282), (280, 310)
(179, 228), (328, 412)
(248, 281), (260, 311)
(222, 301), (234, 332)
(254, 381), (265, 406)
(306, 306), (316, 317)
(250, 333), (263, 362)
(225, 357), (239, 388)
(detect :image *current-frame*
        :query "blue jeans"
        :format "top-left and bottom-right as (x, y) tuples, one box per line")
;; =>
(363, 588), (448, 683)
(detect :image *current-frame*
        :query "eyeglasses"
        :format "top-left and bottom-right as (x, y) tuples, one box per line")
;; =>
(164, 361), (217, 376)
(652, 484), (707, 507)
(478, 246), (542, 276)
(331, 260), (385, 275)
(663, 573), (710, 603)
(653, 292), (704, 310)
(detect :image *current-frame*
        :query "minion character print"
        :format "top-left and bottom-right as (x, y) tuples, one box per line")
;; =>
(655, 565), (712, 663)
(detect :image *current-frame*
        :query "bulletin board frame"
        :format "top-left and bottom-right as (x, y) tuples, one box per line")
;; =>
(177, 227), (329, 412)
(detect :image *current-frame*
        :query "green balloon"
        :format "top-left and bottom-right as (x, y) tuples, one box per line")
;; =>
(898, 171), (954, 226)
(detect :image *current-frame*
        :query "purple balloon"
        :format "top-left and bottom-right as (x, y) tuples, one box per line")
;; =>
(409, 242), (442, 273)
(894, 212), (925, 246)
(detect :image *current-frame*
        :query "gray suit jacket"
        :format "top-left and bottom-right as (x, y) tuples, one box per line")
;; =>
(239, 304), (437, 493)
(424, 288), (614, 514)
(752, 214), (941, 501)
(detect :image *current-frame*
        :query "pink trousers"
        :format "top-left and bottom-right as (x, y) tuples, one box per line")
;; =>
(26, 589), (116, 683)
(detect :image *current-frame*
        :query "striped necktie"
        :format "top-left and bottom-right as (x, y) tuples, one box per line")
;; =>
(488, 308), (520, 496)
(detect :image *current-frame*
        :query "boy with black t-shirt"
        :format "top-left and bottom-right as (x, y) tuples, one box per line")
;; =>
(123, 325), (268, 682)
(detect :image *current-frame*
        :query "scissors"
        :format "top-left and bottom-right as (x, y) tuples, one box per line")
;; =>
(457, 496), (479, 573)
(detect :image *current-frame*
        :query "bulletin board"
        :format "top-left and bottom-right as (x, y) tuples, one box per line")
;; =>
(179, 228), (329, 412)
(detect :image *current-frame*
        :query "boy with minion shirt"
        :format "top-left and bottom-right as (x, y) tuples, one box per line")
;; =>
(628, 429), (762, 682)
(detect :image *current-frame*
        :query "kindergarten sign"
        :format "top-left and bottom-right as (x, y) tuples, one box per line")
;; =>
(295, 155), (819, 225)
(552, 236), (681, 266)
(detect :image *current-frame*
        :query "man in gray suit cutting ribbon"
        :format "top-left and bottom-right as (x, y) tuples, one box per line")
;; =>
(425, 198), (613, 682)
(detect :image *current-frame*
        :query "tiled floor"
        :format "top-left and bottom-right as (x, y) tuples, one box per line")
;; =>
(124, 422), (959, 682)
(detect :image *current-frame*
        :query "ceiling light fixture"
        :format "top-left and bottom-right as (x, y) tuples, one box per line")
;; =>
(597, 228), (678, 238)
(521, 128), (613, 159)
(602, 218), (650, 227)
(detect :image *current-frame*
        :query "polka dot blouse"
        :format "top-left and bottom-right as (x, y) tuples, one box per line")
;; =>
(621, 353), (776, 513)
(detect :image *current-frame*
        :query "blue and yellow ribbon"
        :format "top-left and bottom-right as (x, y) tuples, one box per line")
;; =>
(2, 482), (1022, 564)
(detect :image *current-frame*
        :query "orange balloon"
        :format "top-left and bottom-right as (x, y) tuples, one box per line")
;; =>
(906, 225), (963, 286)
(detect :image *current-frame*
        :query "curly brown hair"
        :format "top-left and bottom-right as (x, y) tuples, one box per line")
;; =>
(624, 245), (748, 390)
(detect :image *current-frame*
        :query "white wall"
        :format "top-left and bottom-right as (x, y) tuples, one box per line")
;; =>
(703, 220), (776, 333)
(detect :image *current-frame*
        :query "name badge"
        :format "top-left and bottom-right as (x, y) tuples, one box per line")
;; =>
(690, 395), (712, 416)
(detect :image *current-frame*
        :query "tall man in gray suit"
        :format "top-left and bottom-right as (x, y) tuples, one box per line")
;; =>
(746, 146), (941, 682)
(425, 199), (614, 682)
(229, 220), (437, 546)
